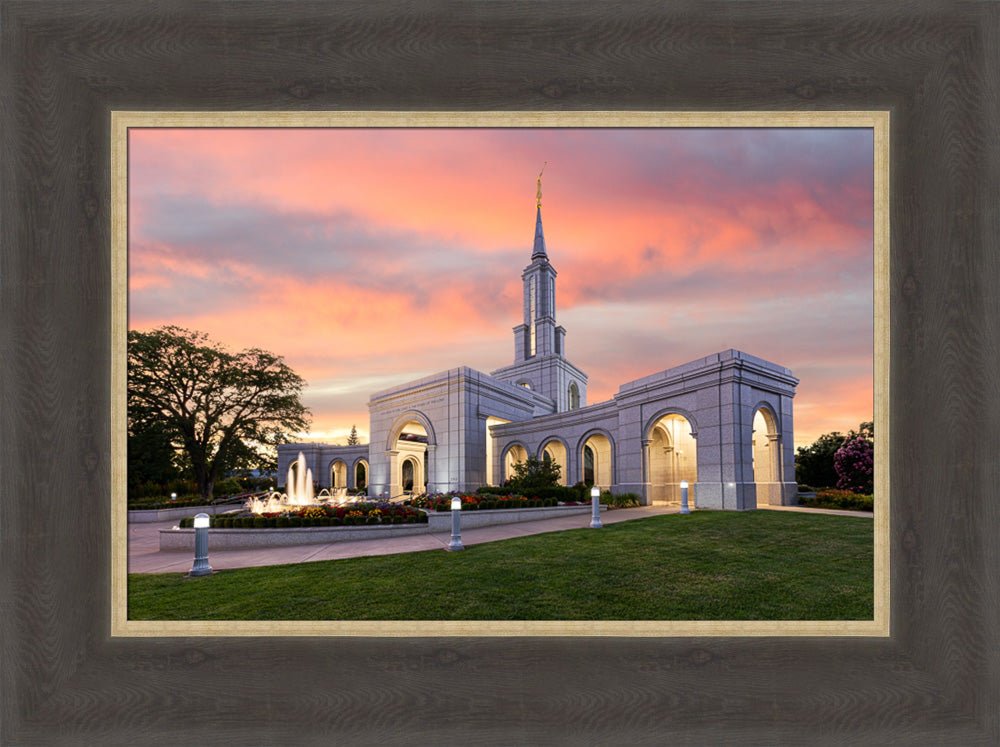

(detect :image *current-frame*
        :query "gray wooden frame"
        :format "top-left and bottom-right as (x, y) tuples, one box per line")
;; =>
(3, 2), (998, 742)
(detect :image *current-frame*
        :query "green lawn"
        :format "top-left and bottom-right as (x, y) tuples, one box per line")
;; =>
(128, 511), (873, 621)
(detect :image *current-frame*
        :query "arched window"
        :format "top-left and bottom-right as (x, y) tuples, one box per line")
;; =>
(583, 444), (595, 485)
(355, 462), (367, 490)
(568, 382), (580, 410)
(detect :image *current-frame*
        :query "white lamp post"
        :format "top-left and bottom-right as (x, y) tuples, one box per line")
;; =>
(189, 513), (213, 576)
(590, 485), (602, 528)
(680, 480), (691, 514)
(447, 497), (464, 551)
(170, 492), (177, 502)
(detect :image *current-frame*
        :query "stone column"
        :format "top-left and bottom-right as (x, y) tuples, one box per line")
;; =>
(640, 438), (651, 506)
(386, 449), (400, 499)
(424, 444), (437, 494)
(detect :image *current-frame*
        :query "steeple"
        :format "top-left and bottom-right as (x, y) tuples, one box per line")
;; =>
(532, 162), (547, 260)
(532, 207), (547, 260)
(490, 167), (588, 412)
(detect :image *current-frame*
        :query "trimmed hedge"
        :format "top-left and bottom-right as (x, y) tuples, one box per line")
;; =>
(799, 488), (873, 512)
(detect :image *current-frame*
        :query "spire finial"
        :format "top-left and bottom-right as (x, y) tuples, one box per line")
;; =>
(536, 162), (547, 208)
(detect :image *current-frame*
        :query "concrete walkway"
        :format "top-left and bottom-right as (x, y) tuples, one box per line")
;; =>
(128, 504), (872, 574)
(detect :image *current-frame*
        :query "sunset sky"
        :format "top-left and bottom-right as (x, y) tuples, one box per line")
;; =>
(128, 127), (874, 450)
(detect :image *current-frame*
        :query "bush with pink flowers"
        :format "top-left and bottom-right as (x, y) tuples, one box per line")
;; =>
(834, 437), (874, 494)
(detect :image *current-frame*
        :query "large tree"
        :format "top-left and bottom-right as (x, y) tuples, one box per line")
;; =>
(128, 326), (310, 500)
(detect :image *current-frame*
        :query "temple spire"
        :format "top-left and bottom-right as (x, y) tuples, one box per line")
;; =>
(532, 163), (548, 260)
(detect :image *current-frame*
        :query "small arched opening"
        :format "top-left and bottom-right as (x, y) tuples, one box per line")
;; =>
(753, 406), (781, 506)
(579, 432), (613, 489)
(330, 460), (348, 489)
(354, 460), (368, 491)
(503, 443), (528, 485)
(539, 438), (568, 486)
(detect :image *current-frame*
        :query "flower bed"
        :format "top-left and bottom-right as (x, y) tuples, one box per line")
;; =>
(177, 501), (426, 528)
(406, 492), (557, 512)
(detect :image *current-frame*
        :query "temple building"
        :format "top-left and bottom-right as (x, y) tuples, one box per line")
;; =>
(278, 178), (799, 510)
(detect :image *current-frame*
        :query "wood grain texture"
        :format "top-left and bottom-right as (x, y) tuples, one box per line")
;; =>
(2, 1), (998, 743)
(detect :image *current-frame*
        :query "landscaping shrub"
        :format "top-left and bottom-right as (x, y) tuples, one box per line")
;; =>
(506, 455), (562, 493)
(834, 437), (874, 494)
(253, 517), (267, 528)
(800, 488), (873, 512)
(600, 491), (641, 509)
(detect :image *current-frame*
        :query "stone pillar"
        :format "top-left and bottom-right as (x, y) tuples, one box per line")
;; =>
(640, 438), (652, 506)
(424, 444), (437, 494)
(386, 449), (400, 499)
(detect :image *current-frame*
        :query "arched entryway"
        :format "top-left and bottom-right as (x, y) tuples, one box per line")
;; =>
(354, 459), (368, 491)
(329, 460), (348, 489)
(753, 406), (781, 506)
(503, 443), (528, 485)
(401, 456), (420, 493)
(646, 413), (697, 505)
(579, 431), (613, 489)
(539, 438), (568, 486)
(385, 413), (434, 497)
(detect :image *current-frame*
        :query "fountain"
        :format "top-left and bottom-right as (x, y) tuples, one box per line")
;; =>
(245, 452), (358, 515)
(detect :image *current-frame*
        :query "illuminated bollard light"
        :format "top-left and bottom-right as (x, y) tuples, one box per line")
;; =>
(447, 497), (464, 551)
(170, 492), (177, 502)
(680, 480), (691, 514)
(590, 485), (603, 528)
(189, 513), (213, 577)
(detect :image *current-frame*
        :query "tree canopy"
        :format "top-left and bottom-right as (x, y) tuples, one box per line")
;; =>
(128, 326), (310, 500)
(796, 421), (873, 489)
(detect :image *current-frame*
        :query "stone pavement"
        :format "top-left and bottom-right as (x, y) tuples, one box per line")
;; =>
(128, 504), (872, 574)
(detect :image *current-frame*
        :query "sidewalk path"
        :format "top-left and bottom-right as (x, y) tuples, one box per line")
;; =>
(128, 504), (871, 574)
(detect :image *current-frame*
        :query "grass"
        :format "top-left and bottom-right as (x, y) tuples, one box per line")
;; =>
(128, 511), (873, 621)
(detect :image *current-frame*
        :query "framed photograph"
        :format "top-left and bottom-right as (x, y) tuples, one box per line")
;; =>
(114, 111), (888, 639)
(4, 3), (996, 743)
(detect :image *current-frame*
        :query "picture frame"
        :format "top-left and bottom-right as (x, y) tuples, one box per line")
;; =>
(3, 2), (997, 742)
(113, 110), (888, 638)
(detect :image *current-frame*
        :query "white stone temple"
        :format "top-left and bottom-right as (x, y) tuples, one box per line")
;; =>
(279, 182), (799, 510)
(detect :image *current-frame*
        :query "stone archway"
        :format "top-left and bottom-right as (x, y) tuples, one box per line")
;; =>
(753, 406), (782, 506)
(579, 431), (613, 489)
(329, 460), (348, 489)
(539, 438), (568, 486)
(354, 459), (368, 491)
(503, 443), (528, 485)
(385, 414), (433, 497)
(646, 413), (697, 505)
(400, 456), (421, 493)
